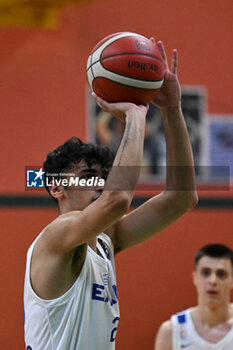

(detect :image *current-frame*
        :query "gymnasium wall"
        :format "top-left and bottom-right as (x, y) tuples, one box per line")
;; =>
(0, 0), (232, 349)
(0, 208), (232, 349)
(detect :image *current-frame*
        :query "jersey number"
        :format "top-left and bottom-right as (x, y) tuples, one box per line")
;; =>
(110, 316), (120, 342)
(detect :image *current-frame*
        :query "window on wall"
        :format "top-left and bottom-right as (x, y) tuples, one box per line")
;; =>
(86, 85), (231, 188)
(208, 116), (233, 181)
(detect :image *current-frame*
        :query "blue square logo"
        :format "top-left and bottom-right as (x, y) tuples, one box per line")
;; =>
(26, 168), (45, 188)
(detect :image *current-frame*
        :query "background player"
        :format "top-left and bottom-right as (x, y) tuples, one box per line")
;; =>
(154, 243), (233, 350)
(24, 40), (198, 349)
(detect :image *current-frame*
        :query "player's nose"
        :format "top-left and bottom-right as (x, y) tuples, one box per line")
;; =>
(209, 272), (217, 284)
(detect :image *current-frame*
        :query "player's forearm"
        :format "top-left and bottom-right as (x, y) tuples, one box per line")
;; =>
(104, 111), (146, 201)
(114, 111), (145, 166)
(161, 105), (198, 206)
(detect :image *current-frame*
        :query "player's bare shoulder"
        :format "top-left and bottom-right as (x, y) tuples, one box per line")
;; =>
(37, 210), (83, 254)
(154, 319), (172, 350)
(30, 212), (87, 300)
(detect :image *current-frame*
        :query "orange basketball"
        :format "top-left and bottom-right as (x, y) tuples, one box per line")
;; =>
(86, 32), (165, 105)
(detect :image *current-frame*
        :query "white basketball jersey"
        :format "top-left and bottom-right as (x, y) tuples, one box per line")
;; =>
(24, 232), (120, 350)
(171, 307), (233, 350)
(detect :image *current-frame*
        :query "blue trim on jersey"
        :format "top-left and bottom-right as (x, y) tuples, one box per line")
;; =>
(177, 314), (186, 324)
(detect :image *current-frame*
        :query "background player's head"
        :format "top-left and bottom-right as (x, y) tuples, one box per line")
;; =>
(43, 136), (114, 210)
(194, 244), (233, 268)
(192, 244), (233, 308)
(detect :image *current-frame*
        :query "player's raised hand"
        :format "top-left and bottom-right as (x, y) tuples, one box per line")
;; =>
(92, 92), (148, 123)
(150, 39), (181, 109)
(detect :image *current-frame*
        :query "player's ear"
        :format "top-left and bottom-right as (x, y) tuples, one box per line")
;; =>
(192, 270), (197, 287)
(231, 269), (233, 289)
(49, 184), (65, 200)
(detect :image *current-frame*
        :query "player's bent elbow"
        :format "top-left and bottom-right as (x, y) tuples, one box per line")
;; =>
(165, 190), (198, 217)
(104, 191), (130, 216)
(177, 190), (199, 213)
(111, 191), (131, 214)
(186, 190), (199, 209)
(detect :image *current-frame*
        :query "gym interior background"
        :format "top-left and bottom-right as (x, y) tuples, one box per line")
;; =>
(0, 0), (232, 348)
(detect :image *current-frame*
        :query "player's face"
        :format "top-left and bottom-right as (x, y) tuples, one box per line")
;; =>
(193, 256), (233, 308)
(64, 160), (108, 211)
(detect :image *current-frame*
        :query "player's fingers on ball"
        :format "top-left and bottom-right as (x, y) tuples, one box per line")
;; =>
(150, 37), (155, 45)
(92, 92), (103, 103)
(92, 92), (108, 109)
(157, 41), (168, 69)
(171, 49), (178, 74)
(142, 104), (149, 111)
(94, 99), (108, 112)
(137, 104), (149, 114)
(91, 92), (103, 105)
(91, 92), (97, 98)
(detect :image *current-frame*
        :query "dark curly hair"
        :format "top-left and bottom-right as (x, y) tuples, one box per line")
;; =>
(43, 137), (114, 204)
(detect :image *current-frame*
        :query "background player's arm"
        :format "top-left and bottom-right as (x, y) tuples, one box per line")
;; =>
(112, 41), (198, 253)
(154, 320), (173, 350)
(43, 102), (147, 253)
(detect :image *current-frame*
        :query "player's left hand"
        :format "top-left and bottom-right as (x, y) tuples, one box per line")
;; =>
(150, 39), (181, 109)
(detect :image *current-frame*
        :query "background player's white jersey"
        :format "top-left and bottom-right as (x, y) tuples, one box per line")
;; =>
(171, 307), (233, 350)
(24, 232), (120, 350)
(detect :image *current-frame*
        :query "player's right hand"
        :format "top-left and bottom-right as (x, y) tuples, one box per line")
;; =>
(92, 92), (148, 123)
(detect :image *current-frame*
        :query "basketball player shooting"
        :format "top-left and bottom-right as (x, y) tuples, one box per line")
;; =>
(24, 40), (198, 350)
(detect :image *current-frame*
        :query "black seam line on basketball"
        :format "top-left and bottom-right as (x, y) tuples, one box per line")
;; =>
(97, 35), (160, 63)
(93, 77), (117, 102)
(90, 52), (95, 81)
(89, 50), (115, 100)
(100, 52), (163, 64)
(93, 76), (161, 90)
(88, 35), (130, 70)
(87, 63), (163, 85)
(91, 35), (129, 55)
(87, 65), (163, 84)
(95, 62), (164, 83)
(86, 52), (163, 73)
(88, 60), (163, 83)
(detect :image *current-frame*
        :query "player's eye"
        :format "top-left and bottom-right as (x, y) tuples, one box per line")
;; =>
(81, 174), (94, 180)
(216, 270), (227, 279)
(201, 268), (211, 277)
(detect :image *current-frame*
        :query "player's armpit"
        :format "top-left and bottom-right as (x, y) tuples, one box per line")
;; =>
(154, 320), (173, 350)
